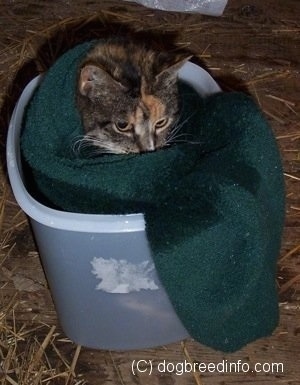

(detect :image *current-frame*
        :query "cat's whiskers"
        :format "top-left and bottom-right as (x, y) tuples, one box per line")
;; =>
(165, 112), (204, 146)
(167, 121), (183, 141)
(166, 113), (194, 144)
(71, 135), (92, 155)
(72, 133), (132, 156)
(89, 136), (130, 155)
(166, 132), (203, 146)
(72, 135), (106, 156)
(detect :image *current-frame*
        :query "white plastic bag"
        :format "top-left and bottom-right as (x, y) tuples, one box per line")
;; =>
(123, 0), (228, 16)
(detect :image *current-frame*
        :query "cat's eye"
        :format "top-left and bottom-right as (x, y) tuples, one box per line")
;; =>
(114, 120), (132, 132)
(155, 118), (169, 130)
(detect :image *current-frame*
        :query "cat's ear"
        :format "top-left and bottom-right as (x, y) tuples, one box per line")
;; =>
(79, 64), (123, 97)
(156, 55), (192, 84)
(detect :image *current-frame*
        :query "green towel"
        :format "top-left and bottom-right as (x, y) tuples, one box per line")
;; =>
(21, 42), (285, 352)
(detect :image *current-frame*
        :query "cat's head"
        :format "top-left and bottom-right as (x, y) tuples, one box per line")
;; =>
(76, 41), (190, 154)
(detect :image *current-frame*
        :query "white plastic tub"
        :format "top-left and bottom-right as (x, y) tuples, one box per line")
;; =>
(6, 62), (221, 350)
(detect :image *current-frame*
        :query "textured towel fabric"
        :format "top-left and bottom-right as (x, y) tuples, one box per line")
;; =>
(21, 42), (285, 352)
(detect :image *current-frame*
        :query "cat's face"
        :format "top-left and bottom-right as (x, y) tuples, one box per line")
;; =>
(76, 41), (189, 154)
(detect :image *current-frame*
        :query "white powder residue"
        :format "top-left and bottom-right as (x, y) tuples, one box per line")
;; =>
(90, 257), (159, 293)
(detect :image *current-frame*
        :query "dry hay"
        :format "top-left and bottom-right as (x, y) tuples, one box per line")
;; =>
(0, 298), (84, 385)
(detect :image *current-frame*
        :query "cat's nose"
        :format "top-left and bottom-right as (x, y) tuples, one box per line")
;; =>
(146, 139), (155, 152)
(147, 141), (155, 152)
(139, 136), (155, 152)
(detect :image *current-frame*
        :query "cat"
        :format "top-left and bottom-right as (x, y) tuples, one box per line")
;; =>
(76, 38), (190, 155)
